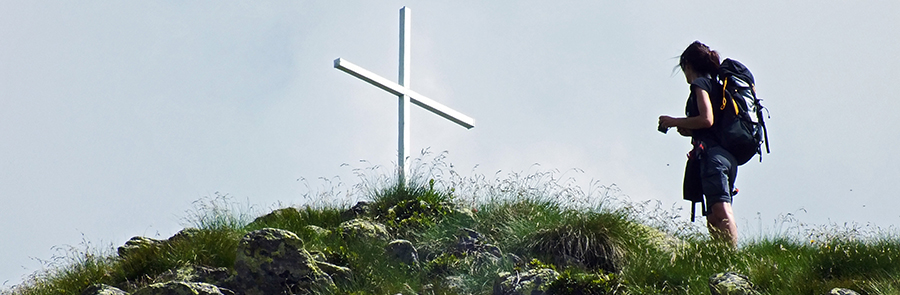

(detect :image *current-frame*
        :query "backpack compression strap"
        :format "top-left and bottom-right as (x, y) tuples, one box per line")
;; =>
(720, 79), (727, 111)
(720, 79), (740, 115)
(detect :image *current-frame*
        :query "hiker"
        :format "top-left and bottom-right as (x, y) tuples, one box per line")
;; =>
(658, 41), (739, 246)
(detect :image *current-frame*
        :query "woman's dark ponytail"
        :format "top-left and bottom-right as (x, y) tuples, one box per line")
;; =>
(680, 41), (721, 77)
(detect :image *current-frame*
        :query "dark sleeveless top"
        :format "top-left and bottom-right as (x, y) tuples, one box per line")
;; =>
(685, 76), (722, 146)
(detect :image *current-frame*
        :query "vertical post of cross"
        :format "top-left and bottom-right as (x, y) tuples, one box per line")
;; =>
(333, 6), (475, 188)
(398, 6), (411, 184)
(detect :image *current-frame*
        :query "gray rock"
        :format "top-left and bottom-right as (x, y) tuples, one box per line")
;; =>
(471, 250), (503, 268)
(315, 260), (353, 285)
(483, 244), (503, 258)
(190, 266), (232, 286)
(493, 268), (559, 295)
(386, 239), (419, 266)
(118, 236), (165, 258)
(456, 228), (486, 253)
(155, 265), (232, 286)
(309, 250), (328, 262)
(81, 284), (128, 295)
(338, 218), (391, 242)
(827, 288), (861, 295)
(709, 272), (760, 295)
(448, 228), (506, 270)
(167, 228), (201, 244)
(342, 201), (372, 220)
(118, 229), (209, 260)
(232, 228), (335, 295)
(132, 281), (234, 295)
(455, 228), (502, 257)
(304, 225), (331, 236)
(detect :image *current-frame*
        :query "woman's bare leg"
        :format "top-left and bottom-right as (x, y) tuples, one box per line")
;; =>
(707, 201), (738, 247)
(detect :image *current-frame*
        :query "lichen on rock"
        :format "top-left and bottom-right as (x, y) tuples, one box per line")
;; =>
(494, 268), (560, 295)
(154, 265), (232, 287)
(117, 236), (166, 259)
(231, 228), (335, 295)
(709, 272), (760, 295)
(386, 239), (419, 266)
(338, 218), (391, 242)
(80, 284), (128, 295)
(131, 281), (234, 295)
(828, 288), (861, 295)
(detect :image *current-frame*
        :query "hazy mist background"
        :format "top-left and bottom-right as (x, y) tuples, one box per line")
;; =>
(2, 1), (898, 286)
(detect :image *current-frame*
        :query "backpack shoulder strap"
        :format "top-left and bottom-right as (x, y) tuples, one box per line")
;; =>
(719, 78), (740, 115)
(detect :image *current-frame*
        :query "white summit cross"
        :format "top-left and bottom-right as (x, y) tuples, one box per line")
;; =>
(334, 6), (475, 181)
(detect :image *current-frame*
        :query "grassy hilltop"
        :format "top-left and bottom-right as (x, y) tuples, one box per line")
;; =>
(5, 156), (900, 295)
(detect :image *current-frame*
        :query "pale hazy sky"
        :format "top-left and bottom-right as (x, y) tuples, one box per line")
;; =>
(3, 1), (899, 286)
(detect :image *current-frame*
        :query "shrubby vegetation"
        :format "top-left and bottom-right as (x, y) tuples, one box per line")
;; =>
(5, 153), (900, 295)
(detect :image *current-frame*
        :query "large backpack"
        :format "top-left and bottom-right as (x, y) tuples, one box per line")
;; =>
(712, 58), (770, 165)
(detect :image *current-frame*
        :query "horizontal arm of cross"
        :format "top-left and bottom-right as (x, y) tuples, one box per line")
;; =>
(334, 58), (475, 129)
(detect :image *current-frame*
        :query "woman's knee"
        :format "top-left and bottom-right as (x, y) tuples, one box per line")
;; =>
(707, 202), (734, 221)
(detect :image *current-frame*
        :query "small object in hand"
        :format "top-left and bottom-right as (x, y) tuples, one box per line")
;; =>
(658, 123), (668, 133)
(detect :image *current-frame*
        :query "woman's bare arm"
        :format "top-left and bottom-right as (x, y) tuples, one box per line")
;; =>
(658, 86), (714, 132)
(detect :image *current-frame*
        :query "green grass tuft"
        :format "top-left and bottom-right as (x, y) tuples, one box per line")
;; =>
(527, 210), (628, 273)
(5, 243), (120, 295)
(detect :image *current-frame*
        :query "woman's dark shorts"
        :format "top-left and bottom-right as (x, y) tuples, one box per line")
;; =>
(683, 144), (739, 216)
(701, 146), (738, 205)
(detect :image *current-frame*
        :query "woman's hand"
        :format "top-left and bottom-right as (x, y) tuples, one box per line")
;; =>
(659, 116), (693, 137)
(658, 115), (680, 129)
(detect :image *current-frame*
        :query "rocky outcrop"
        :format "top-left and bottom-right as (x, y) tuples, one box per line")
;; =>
(131, 281), (233, 295)
(103, 203), (872, 295)
(709, 272), (760, 295)
(230, 228), (335, 295)
(827, 288), (861, 295)
(167, 228), (202, 243)
(451, 228), (512, 270)
(154, 265), (232, 287)
(117, 236), (166, 259)
(304, 225), (331, 236)
(338, 218), (391, 242)
(81, 284), (128, 295)
(96, 228), (342, 295)
(117, 228), (205, 260)
(494, 268), (559, 295)
(314, 260), (353, 284)
(341, 201), (372, 220)
(386, 239), (419, 266)
(456, 228), (502, 257)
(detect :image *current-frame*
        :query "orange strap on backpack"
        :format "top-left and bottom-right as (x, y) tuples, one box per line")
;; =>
(720, 79), (740, 115)
(721, 79), (728, 111)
